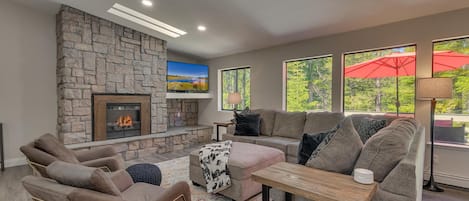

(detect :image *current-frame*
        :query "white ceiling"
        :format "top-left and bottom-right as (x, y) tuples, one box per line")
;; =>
(12, 0), (469, 59)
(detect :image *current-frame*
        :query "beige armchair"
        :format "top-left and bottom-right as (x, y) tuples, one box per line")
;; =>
(20, 133), (124, 178)
(22, 161), (191, 201)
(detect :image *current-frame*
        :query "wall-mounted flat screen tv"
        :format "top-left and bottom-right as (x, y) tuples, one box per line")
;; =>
(167, 61), (209, 93)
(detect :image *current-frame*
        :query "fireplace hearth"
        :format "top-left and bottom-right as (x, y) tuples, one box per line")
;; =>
(93, 94), (151, 141)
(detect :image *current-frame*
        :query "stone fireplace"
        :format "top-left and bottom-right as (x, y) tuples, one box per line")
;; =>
(92, 94), (151, 141)
(56, 6), (167, 144)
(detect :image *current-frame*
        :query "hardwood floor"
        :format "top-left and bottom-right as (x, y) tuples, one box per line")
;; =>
(1, 144), (468, 201)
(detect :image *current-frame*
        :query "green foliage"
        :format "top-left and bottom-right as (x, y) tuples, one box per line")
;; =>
(344, 46), (416, 114)
(222, 68), (251, 110)
(286, 57), (332, 112)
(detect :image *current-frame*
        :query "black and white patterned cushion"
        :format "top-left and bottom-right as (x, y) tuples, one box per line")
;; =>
(357, 118), (387, 143)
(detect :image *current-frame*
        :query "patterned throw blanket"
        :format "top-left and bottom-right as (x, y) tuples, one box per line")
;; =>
(199, 140), (232, 193)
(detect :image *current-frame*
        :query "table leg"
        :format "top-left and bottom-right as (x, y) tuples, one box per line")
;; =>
(216, 125), (220, 142)
(285, 192), (292, 201)
(262, 185), (271, 201)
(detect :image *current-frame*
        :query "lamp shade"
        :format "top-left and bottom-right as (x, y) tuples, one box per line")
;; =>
(227, 92), (241, 104)
(416, 77), (453, 100)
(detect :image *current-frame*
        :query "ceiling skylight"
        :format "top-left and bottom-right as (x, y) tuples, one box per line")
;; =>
(107, 3), (186, 38)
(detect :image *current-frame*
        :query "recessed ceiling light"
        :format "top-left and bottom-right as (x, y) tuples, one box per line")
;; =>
(197, 25), (207, 31)
(107, 3), (186, 38)
(141, 0), (153, 7)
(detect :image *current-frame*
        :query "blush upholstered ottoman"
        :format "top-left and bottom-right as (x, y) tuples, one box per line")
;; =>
(190, 142), (285, 201)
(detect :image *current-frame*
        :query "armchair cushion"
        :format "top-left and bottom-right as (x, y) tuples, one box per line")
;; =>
(74, 146), (118, 162)
(47, 161), (121, 196)
(81, 155), (125, 171)
(34, 134), (79, 164)
(122, 183), (165, 201)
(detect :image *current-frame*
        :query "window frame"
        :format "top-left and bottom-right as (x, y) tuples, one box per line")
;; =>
(431, 36), (469, 146)
(341, 43), (417, 116)
(218, 66), (251, 111)
(282, 54), (333, 112)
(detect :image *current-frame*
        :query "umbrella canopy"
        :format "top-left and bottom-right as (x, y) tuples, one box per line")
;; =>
(344, 51), (469, 78)
(344, 51), (469, 115)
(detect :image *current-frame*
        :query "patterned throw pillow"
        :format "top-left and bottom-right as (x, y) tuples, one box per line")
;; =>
(357, 118), (387, 143)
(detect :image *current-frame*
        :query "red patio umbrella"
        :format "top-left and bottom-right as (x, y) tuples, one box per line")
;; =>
(344, 51), (469, 115)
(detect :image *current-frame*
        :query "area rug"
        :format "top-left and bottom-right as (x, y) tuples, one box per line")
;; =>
(156, 156), (261, 201)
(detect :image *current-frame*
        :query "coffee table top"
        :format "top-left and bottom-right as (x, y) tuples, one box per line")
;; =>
(252, 162), (377, 201)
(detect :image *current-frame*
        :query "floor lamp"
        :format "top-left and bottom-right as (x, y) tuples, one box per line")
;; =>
(417, 77), (453, 192)
(228, 92), (241, 112)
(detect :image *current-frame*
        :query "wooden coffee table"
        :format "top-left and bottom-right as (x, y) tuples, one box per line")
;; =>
(252, 162), (377, 201)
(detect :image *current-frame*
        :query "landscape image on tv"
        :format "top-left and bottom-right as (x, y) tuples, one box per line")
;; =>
(167, 61), (209, 92)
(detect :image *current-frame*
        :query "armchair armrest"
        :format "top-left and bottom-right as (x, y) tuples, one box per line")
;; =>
(110, 170), (134, 192)
(69, 188), (126, 201)
(74, 146), (119, 162)
(80, 155), (125, 172)
(155, 181), (191, 201)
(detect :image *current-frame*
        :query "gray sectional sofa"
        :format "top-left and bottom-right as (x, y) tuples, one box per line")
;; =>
(224, 109), (425, 201)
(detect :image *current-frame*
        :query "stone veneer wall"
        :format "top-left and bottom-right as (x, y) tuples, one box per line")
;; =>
(56, 6), (167, 144)
(167, 99), (198, 127)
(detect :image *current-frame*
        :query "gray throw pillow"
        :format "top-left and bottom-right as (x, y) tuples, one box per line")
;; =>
(306, 117), (363, 174)
(354, 118), (417, 182)
(357, 118), (387, 143)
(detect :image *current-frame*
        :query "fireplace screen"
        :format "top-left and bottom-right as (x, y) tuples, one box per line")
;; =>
(106, 103), (142, 139)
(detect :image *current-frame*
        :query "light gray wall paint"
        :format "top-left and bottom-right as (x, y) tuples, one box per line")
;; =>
(0, 0), (57, 165)
(199, 7), (469, 188)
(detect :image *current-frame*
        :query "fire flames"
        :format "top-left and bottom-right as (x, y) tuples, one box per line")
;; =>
(116, 115), (133, 128)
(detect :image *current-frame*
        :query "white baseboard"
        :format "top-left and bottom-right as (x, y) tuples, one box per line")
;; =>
(3, 157), (27, 168)
(424, 171), (469, 189)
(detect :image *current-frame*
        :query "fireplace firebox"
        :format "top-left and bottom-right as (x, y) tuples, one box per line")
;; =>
(93, 94), (151, 141)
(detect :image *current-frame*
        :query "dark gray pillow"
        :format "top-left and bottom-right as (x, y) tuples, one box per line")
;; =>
(306, 117), (363, 174)
(357, 118), (387, 143)
(234, 112), (261, 136)
(297, 126), (338, 165)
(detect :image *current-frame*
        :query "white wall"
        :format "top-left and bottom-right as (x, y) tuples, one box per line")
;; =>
(199, 7), (469, 188)
(0, 0), (56, 167)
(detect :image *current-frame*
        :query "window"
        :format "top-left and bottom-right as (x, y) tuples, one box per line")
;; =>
(221, 67), (251, 110)
(343, 45), (416, 116)
(433, 37), (469, 145)
(285, 56), (332, 112)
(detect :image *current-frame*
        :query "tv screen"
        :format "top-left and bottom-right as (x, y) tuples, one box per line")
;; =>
(167, 61), (209, 93)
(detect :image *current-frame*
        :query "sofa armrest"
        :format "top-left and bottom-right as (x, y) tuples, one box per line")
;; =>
(80, 155), (125, 172)
(155, 181), (191, 201)
(376, 126), (425, 201)
(226, 124), (236, 135)
(74, 146), (119, 162)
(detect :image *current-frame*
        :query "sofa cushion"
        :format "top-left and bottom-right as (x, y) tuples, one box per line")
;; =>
(297, 128), (337, 165)
(306, 117), (363, 174)
(356, 118), (387, 143)
(252, 109), (277, 136)
(303, 112), (344, 134)
(354, 118), (417, 182)
(272, 111), (306, 139)
(34, 133), (79, 164)
(223, 134), (268, 144)
(46, 161), (121, 196)
(255, 137), (298, 153)
(234, 112), (261, 136)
